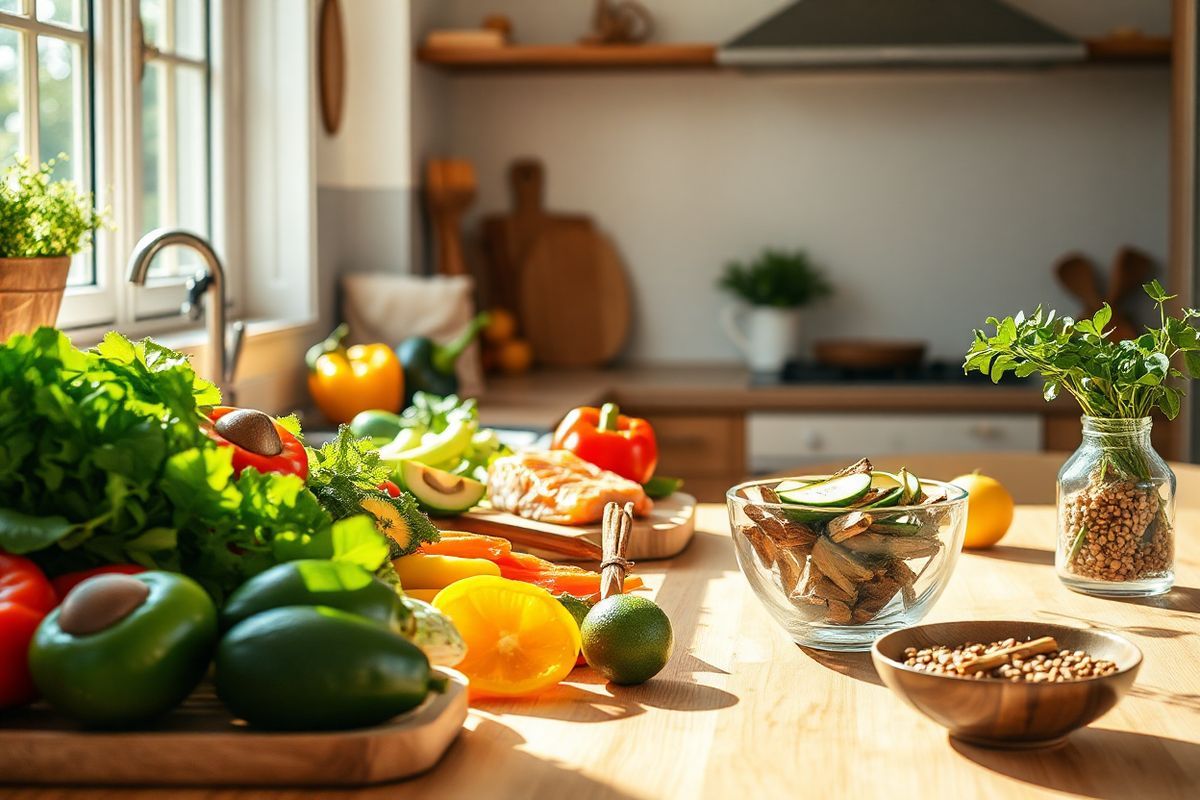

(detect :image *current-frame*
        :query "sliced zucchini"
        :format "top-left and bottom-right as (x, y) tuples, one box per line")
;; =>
(864, 487), (903, 509)
(868, 519), (923, 536)
(896, 468), (922, 504)
(777, 473), (871, 508)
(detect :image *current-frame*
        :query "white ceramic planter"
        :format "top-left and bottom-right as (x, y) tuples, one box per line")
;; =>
(720, 305), (802, 373)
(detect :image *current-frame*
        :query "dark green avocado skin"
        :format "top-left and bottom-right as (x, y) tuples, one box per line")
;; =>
(215, 605), (434, 731)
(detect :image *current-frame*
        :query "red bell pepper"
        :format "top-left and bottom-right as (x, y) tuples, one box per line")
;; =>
(202, 406), (309, 480)
(50, 564), (146, 602)
(0, 554), (57, 709)
(378, 480), (401, 498)
(551, 403), (658, 485)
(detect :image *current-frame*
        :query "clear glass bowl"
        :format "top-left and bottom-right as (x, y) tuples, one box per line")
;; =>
(727, 477), (968, 652)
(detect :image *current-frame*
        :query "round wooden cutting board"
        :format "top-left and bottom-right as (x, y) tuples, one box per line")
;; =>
(518, 220), (632, 368)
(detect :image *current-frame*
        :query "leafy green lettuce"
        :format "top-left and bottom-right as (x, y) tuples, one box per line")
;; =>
(0, 328), (392, 599)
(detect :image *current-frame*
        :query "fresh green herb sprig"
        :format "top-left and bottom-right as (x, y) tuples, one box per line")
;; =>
(717, 248), (833, 309)
(964, 281), (1200, 421)
(0, 156), (105, 258)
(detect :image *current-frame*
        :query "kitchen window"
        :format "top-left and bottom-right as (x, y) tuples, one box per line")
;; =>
(0, 0), (230, 332)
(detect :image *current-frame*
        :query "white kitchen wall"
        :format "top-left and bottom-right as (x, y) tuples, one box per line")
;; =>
(422, 0), (1172, 363)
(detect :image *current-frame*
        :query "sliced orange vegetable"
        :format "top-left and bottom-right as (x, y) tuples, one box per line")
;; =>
(420, 532), (512, 561)
(420, 530), (644, 601)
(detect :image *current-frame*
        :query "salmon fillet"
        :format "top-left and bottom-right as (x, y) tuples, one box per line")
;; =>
(487, 449), (652, 526)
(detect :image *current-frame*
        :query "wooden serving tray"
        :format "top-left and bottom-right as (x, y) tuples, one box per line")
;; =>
(439, 492), (697, 562)
(0, 668), (468, 787)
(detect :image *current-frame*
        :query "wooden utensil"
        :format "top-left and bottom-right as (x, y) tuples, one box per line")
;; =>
(439, 492), (696, 562)
(425, 159), (477, 276)
(872, 621), (1142, 749)
(0, 669), (468, 786)
(1055, 248), (1151, 341)
(519, 220), (632, 367)
(317, 0), (345, 134)
(1107, 246), (1153, 340)
(812, 339), (927, 370)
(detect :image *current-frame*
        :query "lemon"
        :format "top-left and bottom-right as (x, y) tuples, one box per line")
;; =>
(580, 595), (673, 686)
(951, 472), (1015, 549)
(433, 576), (581, 697)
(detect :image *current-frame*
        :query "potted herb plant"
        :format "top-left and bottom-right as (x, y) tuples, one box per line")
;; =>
(0, 157), (104, 341)
(717, 248), (832, 373)
(964, 281), (1199, 597)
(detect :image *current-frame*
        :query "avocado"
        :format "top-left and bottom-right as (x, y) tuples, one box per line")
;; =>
(400, 460), (485, 515)
(219, 560), (409, 633)
(349, 410), (405, 443)
(215, 605), (440, 730)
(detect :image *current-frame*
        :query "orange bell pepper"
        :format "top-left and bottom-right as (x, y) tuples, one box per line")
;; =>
(306, 324), (404, 425)
(551, 403), (658, 484)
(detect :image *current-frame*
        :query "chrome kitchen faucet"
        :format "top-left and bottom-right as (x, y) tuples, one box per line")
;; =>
(126, 229), (245, 401)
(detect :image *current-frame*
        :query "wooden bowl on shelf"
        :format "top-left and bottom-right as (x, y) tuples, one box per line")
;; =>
(812, 338), (927, 370)
(871, 620), (1142, 749)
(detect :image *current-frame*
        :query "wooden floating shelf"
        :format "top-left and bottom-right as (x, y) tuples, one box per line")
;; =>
(417, 39), (1168, 72)
(417, 43), (718, 70)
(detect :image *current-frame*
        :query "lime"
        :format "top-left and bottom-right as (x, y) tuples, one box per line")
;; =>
(557, 593), (594, 667)
(580, 595), (673, 685)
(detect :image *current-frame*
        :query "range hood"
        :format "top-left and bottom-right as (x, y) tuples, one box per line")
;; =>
(718, 0), (1085, 68)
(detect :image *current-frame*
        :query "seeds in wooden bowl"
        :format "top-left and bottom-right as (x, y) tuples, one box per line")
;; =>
(901, 636), (1120, 682)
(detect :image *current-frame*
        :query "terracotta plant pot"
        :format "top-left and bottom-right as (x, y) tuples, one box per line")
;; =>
(0, 256), (71, 341)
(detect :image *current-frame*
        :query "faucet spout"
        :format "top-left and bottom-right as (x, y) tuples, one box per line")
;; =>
(126, 229), (238, 399)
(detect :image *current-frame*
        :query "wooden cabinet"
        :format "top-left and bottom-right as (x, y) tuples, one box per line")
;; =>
(627, 411), (746, 502)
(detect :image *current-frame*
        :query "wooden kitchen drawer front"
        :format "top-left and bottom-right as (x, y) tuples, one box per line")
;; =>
(747, 412), (1041, 473)
(644, 413), (745, 478)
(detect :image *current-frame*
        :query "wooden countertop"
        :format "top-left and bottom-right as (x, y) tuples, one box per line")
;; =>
(14, 504), (1197, 798)
(479, 365), (1069, 430)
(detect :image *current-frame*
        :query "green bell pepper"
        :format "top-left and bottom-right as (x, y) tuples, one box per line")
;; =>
(396, 312), (489, 406)
(29, 571), (217, 728)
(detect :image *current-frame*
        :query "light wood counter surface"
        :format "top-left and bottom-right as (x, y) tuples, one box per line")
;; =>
(11, 504), (1198, 799)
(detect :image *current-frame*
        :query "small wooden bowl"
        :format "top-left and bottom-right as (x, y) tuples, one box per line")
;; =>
(871, 621), (1142, 749)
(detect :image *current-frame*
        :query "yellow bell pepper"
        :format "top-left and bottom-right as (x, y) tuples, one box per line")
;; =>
(306, 324), (404, 425)
(394, 553), (500, 590)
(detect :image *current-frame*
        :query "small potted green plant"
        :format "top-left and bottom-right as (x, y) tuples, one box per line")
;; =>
(717, 248), (832, 372)
(0, 156), (104, 340)
(964, 281), (1199, 597)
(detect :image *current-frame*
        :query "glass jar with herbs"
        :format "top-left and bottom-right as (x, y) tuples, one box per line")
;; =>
(964, 281), (1196, 597)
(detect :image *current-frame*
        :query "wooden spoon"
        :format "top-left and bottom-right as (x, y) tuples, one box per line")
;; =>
(425, 159), (476, 276)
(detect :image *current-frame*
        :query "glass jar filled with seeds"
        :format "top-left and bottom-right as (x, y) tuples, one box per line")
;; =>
(1056, 416), (1174, 596)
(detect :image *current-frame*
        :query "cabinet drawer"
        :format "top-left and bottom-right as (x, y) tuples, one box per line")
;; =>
(747, 412), (1041, 473)
(641, 413), (745, 478)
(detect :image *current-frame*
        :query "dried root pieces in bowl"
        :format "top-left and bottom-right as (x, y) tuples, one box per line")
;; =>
(734, 459), (956, 626)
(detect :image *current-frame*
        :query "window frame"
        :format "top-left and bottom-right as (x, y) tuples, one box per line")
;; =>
(0, 0), (239, 334)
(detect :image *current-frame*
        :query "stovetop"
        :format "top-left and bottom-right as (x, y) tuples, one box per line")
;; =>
(750, 360), (1029, 387)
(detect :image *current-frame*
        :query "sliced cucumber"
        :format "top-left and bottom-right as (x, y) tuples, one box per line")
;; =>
(777, 473), (871, 508)
(864, 487), (903, 509)
(773, 479), (811, 495)
(869, 519), (923, 536)
(896, 468), (922, 504)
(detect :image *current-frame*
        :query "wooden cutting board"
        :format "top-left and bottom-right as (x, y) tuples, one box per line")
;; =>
(0, 669), (468, 787)
(480, 159), (586, 312)
(438, 492), (696, 562)
(519, 219), (632, 367)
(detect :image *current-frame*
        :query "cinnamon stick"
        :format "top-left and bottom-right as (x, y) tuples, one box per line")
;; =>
(600, 501), (635, 601)
(961, 636), (1059, 674)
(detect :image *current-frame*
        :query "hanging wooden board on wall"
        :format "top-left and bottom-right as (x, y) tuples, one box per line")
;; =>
(318, 0), (345, 134)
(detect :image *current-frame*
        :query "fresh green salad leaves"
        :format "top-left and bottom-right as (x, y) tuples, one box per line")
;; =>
(964, 281), (1200, 421)
(0, 328), (425, 599)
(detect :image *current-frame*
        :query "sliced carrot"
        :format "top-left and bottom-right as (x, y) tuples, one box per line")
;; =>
(421, 531), (512, 560)
(423, 530), (644, 599)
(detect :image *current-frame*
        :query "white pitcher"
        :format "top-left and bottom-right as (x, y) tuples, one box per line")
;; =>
(720, 305), (802, 373)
